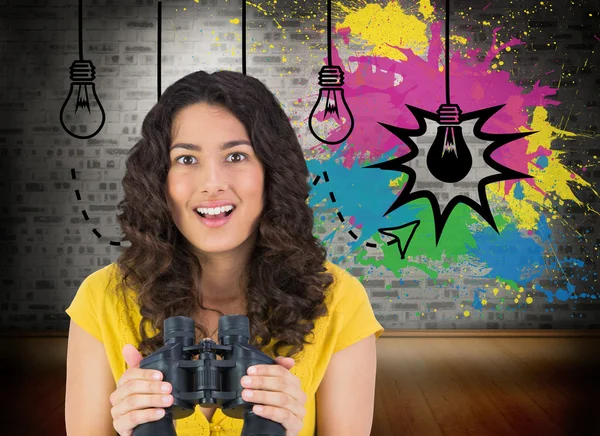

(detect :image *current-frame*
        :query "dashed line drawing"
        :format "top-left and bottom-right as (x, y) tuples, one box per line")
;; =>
(312, 170), (420, 259)
(70, 168), (122, 246)
(71, 0), (253, 246)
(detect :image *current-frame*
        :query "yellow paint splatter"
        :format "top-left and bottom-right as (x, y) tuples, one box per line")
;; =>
(493, 287), (499, 296)
(336, 2), (431, 61)
(482, 299), (488, 305)
(464, 310), (470, 317)
(246, 1), (268, 15)
(418, 0), (435, 19)
(526, 296), (533, 304)
(389, 175), (408, 187)
(230, 18), (240, 24)
(497, 106), (599, 230)
(450, 35), (468, 46)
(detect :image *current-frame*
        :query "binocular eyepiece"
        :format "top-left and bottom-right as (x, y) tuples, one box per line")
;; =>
(132, 315), (286, 436)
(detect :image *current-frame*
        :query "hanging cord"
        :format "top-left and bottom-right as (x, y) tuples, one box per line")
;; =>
(242, 0), (246, 75)
(157, 1), (162, 100)
(327, 0), (332, 65)
(78, 0), (83, 60)
(445, 0), (450, 104)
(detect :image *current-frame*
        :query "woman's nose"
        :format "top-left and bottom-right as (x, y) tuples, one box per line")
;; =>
(199, 161), (228, 194)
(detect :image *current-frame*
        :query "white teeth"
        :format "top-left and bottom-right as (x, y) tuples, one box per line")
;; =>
(196, 205), (234, 216)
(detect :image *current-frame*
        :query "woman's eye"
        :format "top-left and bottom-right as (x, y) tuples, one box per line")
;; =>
(226, 152), (247, 163)
(176, 155), (197, 165)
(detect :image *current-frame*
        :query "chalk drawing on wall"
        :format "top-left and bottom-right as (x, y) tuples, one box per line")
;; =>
(312, 170), (420, 259)
(70, 169), (123, 246)
(64, 0), (599, 309)
(309, 0), (355, 145)
(365, 104), (535, 244)
(69, 0), (250, 246)
(378, 221), (421, 260)
(300, 0), (599, 307)
(60, 0), (105, 140)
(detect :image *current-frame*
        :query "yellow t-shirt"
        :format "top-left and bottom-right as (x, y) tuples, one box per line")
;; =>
(65, 260), (384, 436)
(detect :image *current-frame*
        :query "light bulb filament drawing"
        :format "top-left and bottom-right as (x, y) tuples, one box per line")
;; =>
(426, 104), (473, 184)
(308, 0), (355, 145)
(60, 0), (105, 139)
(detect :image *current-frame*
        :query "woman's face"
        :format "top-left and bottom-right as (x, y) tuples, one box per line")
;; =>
(166, 103), (265, 258)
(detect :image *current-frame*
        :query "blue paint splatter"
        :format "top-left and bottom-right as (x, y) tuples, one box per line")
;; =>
(513, 182), (524, 200)
(555, 286), (571, 302)
(473, 289), (483, 310)
(307, 145), (424, 256)
(536, 155), (548, 168)
(468, 222), (545, 283)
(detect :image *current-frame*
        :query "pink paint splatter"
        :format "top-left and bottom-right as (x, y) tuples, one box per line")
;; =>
(337, 26), (351, 45)
(308, 21), (559, 199)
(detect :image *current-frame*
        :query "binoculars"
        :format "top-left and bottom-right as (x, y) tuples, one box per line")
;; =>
(132, 315), (286, 436)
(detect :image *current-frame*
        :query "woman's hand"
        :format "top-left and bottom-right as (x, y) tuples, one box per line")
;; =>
(109, 344), (174, 436)
(241, 356), (307, 436)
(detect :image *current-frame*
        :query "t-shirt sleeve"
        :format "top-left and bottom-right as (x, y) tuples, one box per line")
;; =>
(332, 271), (385, 354)
(65, 274), (103, 343)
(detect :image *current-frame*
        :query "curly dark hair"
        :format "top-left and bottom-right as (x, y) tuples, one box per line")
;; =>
(114, 70), (333, 359)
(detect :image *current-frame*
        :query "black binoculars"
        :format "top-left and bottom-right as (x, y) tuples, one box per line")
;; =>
(132, 315), (286, 436)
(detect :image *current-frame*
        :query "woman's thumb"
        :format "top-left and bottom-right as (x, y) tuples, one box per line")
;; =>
(275, 356), (295, 369)
(122, 344), (144, 368)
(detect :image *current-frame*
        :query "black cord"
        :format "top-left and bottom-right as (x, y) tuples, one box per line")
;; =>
(78, 0), (83, 60)
(158, 1), (162, 100)
(327, 0), (332, 65)
(242, 0), (246, 75)
(445, 0), (450, 104)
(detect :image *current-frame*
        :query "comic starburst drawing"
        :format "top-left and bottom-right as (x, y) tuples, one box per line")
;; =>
(365, 104), (535, 244)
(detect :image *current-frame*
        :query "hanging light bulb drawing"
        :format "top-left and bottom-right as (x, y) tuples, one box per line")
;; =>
(427, 103), (472, 183)
(425, 4), (471, 184)
(60, 0), (105, 139)
(364, 0), (535, 244)
(308, 0), (354, 145)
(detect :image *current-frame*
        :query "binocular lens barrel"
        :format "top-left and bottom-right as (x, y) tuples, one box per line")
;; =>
(164, 316), (196, 344)
(218, 314), (250, 345)
(133, 315), (285, 436)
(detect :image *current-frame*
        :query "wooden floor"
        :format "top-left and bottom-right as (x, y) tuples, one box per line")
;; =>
(373, 332), (600, 436)
(2, 332), (599, 436)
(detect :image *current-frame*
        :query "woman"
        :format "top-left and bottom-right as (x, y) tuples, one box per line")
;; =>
(65, 70), (384, 436)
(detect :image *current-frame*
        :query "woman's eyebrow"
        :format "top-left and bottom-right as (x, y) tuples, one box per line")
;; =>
(169, 140), (252, 151)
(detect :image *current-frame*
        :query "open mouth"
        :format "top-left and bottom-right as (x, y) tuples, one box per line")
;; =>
(195, 205), (235, 219)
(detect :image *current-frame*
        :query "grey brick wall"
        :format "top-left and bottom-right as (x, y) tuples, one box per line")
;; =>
(0, 0), (598, 332)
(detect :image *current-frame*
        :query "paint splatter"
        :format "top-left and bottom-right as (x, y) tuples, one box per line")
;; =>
(302, 0), (598, 307)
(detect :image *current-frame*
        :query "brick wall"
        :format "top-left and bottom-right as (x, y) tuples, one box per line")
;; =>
(0, 0), (598, 332)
